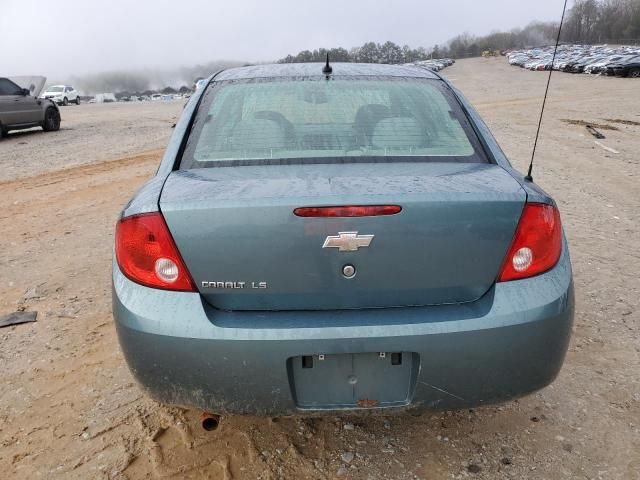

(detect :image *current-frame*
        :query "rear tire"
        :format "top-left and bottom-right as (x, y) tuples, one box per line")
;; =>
(62, 97), (68, 106)
(75, 96), (81, 105)
(42, 107), (61, 132)
(629, 68), (640, 78)
(0, 125), (7, 139)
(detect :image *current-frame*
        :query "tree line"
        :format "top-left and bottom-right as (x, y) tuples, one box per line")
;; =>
(278, 42), (433, 65)
(562, 0), (640, 43)
(278, 0), (640, 63)
(443, 0), (640, 57)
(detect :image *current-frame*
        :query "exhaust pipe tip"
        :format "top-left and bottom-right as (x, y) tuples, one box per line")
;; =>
(201, 412), (221, 431)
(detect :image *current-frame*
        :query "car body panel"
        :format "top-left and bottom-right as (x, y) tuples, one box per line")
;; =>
(112, 239), (573, 414)
(215, 63), (440, 81)
(113, 63), (573, 414)
(5, 93), (43, 124)
(160, 163), (525, 310)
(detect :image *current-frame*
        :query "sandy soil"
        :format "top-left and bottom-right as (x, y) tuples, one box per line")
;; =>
(0, 58), (638, 480)
(0, 101), (183, 182)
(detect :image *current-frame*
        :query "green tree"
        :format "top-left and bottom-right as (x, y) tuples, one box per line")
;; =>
(358, 42), (381, 63)
(380, 41), (403, 64)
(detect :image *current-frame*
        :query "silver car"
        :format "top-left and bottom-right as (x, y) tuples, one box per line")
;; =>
(0, 76), (60, 137)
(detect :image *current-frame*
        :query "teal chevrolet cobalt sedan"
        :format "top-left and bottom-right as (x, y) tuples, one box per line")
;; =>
(112, 62), (573, 416)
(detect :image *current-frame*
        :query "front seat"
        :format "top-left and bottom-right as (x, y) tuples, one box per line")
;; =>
(253, 111), (296, 146)
(370, 117), (424, 150)
(229, 118), (288, 151)
(353, 104), (390, 147)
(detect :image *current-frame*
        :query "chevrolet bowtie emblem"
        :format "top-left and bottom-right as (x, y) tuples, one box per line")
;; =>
(322, 232), (374, 252)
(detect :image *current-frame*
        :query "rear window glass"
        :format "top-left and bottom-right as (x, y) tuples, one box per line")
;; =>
(180, 76), (488, 168)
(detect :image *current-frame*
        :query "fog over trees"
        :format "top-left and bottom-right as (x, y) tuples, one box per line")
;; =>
(68, 60), (246, 95)
(70, 0), (639, 94)
(279, 0), (640, 62)
(443, 0), (640, 57)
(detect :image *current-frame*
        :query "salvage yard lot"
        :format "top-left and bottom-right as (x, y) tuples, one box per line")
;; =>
(1, 57), (638, 479)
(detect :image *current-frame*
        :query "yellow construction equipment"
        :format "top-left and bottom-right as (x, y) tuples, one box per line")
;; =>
(482, 50), (501, 58)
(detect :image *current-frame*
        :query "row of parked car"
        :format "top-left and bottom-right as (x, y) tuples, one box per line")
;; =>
(117, 93), (190, 102)
(407, 58), (455, 72)
(507, 44), (640, 77)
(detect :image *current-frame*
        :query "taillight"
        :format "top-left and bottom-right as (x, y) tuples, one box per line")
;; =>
(498, 203), (562, 282)
(294, 205), (402, 217)
(115, 212), (196, 291)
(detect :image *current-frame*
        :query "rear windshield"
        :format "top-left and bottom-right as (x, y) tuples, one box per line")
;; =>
(180, 76), (488, 168)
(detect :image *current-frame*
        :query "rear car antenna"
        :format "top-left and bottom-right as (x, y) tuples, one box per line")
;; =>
(322, 53), (333, 75)
(526, 0), (569, 182)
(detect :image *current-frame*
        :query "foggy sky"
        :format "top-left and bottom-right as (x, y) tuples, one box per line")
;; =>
(1, 0), (564, 79)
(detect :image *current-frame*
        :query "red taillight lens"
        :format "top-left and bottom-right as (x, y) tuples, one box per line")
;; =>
(498, 203), (562, 282)
(115, 213), (196, 291)
(294, 205), (402, 217)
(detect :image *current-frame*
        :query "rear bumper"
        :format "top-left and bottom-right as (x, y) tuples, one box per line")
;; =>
(112, 244), (574, 415)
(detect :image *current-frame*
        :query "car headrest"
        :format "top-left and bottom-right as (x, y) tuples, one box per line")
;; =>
(353, 104), (390, 141)
(370, 117), (424, 149)
(229, 118), (287, 151)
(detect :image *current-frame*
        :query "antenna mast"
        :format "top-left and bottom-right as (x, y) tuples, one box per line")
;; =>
(322, 53), (333, 75)
(526, 0), (569, 182)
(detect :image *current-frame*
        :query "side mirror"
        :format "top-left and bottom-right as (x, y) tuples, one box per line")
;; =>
(21, 88), (30, 96)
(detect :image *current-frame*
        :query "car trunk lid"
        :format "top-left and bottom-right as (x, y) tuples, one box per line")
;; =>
(160, 162), (526, 310)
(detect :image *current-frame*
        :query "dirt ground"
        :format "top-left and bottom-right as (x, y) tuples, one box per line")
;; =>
(1, 58), (638, 480)
(0, 101), (183, 182)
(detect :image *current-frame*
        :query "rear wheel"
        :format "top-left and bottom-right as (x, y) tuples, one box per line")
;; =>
(629, 68), (640, 78)
(62, 96), (68, 106)
(0, 124), (7, 139)
(75, 96), (81, 105)
(42, 107), (61, 132)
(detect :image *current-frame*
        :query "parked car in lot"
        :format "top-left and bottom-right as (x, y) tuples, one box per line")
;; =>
(602, 54), (637, 75)
(0, 76), (60, 137)
(572, 55), (604, 73)
(509, 44), (640, 78)
(406, 58), (454, 72)
(40, 84), (80, 105)
(611, 57), (640, 77)
(584, 55), (625, 74)
(112, 63), (574, 416)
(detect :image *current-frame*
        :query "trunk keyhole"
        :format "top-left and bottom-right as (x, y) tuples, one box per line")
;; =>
(342, 264), (356, 278)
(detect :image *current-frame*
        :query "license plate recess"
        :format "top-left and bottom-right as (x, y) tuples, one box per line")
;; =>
(288, 352), (418, 410)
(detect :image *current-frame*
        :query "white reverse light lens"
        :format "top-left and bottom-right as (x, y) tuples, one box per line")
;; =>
(512, 247), (533, 272)
(155, 258), (179, 283)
